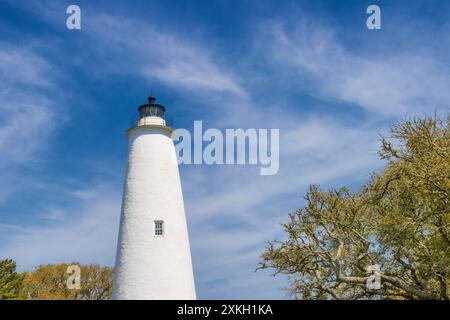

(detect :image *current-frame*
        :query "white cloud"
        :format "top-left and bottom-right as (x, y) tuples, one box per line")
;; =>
(86, 14), (247, 98)
(265, 22), (450, 115)
(0, 48), (51, 87)
(0, 45), (60, 204)
(0, 183), (121, 271)
(0, 46), (56, 163)
(5, 1), (248, 98)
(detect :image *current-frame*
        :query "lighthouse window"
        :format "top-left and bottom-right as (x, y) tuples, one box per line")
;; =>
(154, 221), (164, 236)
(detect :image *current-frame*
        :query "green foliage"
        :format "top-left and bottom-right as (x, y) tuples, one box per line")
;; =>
(22, 263), (113, 300)
(0, 259), (24, 300)
(260, 113), (450, 300)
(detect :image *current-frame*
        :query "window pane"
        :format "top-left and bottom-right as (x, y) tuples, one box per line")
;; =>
(155, 221), (164, 236)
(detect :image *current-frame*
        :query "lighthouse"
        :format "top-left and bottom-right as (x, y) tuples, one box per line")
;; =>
(112, 96), (196, 300)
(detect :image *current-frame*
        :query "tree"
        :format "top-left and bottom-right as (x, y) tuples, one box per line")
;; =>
(77, 264), (113, 300)
(22, 263), (113, 300)
(0, 259), (24, 300)
(260, 114), (449, 300)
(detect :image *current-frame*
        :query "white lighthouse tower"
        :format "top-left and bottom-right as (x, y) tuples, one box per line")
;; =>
(112, 96), (196, 300)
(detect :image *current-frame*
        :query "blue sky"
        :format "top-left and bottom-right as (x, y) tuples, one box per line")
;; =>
(0, 0), (449, 299)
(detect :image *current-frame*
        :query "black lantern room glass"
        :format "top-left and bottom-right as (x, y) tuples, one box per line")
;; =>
(138, 96), (166, 119)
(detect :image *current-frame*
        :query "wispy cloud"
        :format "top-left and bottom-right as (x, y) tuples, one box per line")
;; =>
(85, 14), (247, 98)
(262, 21), (450, 115)
(0, 45), (56, 163)
(0, 44), (61, 204)
(0, 183), (121, 270)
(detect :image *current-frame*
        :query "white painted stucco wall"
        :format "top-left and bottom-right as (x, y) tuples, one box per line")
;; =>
(112, 126), (196, 300)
